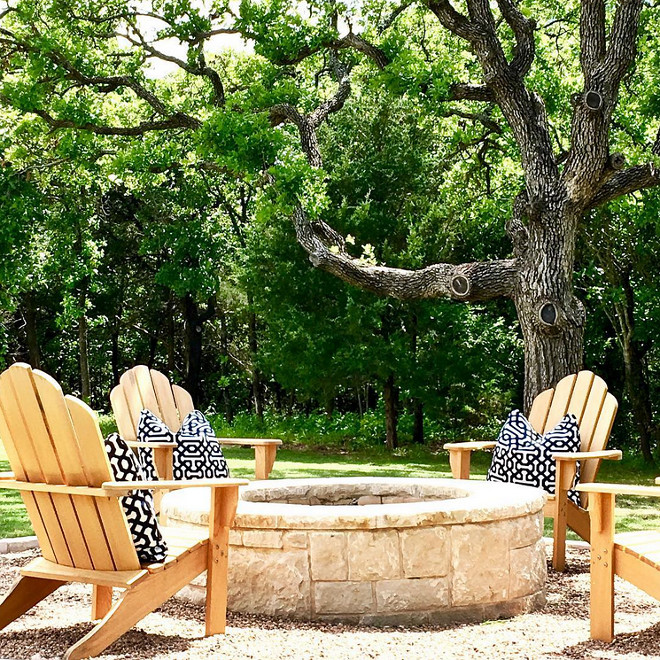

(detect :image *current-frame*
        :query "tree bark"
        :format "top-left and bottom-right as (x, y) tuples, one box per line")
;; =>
(384, 373), (399, 451)
(513, 204), (585, 411)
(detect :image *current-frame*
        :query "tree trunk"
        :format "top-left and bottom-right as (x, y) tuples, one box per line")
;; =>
(23, 292), (40, 369)
(412, 399), (424, 444)
(111, 326), (120, 385)
(78, 313), (91, 403)
(615, 275), (657, 463)
(183, 295), (204, 402)
(248, 307), (264, 420)
(514, 206), (585, 411)
(384, 373), (398, 451)
(166, 294), (176, 375)
(621, 334), (656, 463)
(218, 310), (234, 424)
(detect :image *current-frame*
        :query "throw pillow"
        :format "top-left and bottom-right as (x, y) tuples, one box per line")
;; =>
(104, 432), (168, 564)
(487, 410), (582, 505)
(136, 410), (175, 480)
(136, 409), (230, 480)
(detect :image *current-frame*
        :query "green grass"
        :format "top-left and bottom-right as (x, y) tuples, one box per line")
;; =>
(1, 440), (659, 540)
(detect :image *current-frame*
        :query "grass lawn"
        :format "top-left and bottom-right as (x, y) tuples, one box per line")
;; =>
(1, 439), (659, 540)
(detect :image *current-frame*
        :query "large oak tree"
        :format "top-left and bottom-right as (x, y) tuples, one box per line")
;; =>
(1, 0), (658, 408)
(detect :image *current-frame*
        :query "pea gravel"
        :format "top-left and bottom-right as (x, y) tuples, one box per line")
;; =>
(1, 546), (659, 660)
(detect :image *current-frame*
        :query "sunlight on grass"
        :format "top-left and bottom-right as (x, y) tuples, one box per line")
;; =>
(1, 445), (659, 541)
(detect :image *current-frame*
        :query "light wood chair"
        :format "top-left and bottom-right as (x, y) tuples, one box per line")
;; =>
(111, 365), (282, 481)
(444, 371), (621, 571)
(577, 481), (660, 641)
(0, 363), (247, 659)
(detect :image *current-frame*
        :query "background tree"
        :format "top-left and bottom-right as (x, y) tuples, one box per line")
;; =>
(1, 0), (660, 456)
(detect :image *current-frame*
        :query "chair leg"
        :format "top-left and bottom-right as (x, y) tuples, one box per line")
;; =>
(91, 585), (113, 620)
(206, 485), (239, 635)
(254, 445), (277, 480)
(552, 460), (577, 572)
(589, 492), (616, 642)
(0, 575), (64, 630)
(65, 548), (207, 660)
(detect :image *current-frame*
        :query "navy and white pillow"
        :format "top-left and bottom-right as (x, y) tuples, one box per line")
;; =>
(104, 433), (168, 564)
(136, 411), (175, 480)
(137, 409), (230, 480)
(487, 410), (582, 506)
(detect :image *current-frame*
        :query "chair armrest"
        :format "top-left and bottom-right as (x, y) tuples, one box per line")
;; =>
(551, 450), (622, 462)
(0, 471), (15, 480)
(577, 482), (660, 498)
(443, 442), (496, 480)
(125, 441), (177, 449)
(0, 480), (123, 497)
(443, 441), (496, 451)
(217, 438), (282, 447)
(102, 478), (249, 494)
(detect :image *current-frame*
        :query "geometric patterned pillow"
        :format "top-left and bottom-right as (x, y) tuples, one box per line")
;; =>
(175, 410), (230, 480)
(136, 410), (175, 481)
(136, 409), (230, 480)
(103, 433), (168, 564)
(487, 410), (582, 506)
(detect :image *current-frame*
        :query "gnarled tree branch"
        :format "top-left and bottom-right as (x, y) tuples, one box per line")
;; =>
(293, 206), (519, 301)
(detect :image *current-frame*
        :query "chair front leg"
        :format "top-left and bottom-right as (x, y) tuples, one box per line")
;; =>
(552, 459), (577, 572)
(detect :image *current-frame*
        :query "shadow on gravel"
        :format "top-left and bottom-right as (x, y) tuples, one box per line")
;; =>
(560, 623), (660, 658)
(0, 623), (194, 659)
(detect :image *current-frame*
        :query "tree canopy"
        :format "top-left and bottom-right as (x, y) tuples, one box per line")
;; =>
(1, 0), (660, 457)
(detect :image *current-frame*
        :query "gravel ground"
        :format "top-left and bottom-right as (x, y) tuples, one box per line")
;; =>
(1, 546), (659, 660)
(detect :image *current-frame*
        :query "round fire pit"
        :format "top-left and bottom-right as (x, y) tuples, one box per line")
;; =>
(162, 477), (546, 626)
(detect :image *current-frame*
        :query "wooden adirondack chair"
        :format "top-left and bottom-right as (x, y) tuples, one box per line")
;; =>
(444, 371), (621, 571)
(577, 481), (660, 641)
(0, 363), (248, 659)
(111, 366), (281, 481)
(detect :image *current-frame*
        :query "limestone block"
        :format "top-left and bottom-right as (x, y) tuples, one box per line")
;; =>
(357, 496), (381, 505)
(509, 539), (547, 599)
(450, 521), (511, 606)
(310, 532), (348, 580)
(400, 527), (450, 578)
(228, 529), (243, 546)
(242, 529), (283, 548)
(376, 577), (450, 612)
(283, 531), (309, 549)
(507, 513), (543, 549)
(347, 530), (401, 581)
(227, 546), (311, 618)
(314, 581), (374, 614)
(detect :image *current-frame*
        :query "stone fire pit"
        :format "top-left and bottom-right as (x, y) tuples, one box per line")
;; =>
(162, 477), (546, 626)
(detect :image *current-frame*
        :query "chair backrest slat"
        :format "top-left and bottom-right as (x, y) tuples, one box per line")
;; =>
(151, 369), (182, 431)
(528, 389), (553, 433)
(576, 377), (608, 451)
(0, 363), (140, 572)
(172, 384), (194, 420)
(134, 365), (161, 417)
(580, 394), (618, 487)
(110, 385), (138, 443)
(565, 371), (596, 426)
(543, 374), (577, 432)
